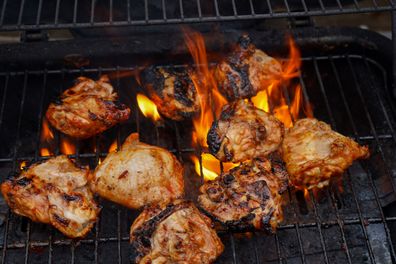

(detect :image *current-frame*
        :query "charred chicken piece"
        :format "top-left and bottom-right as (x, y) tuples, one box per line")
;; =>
(91, 133), (184, 209)
(281, 118), (370, 190)
(214, 34), (282, 101)
(208, 99), (284, 163)
(46, 76), (130, 139)
(1, 156), (99, 238)
(141, 67), (200, 121)
(130, 200), (224, 264)
(198, 157), (288, 232)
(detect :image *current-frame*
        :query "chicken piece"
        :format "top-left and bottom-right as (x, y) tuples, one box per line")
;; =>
(198, 157), (287, 232)
(281, 118), (370, 190)
(1, 156), (99, 238)
(141, 67), (200, 121)
(130, 200), (224, 264)
(208, 99), (284, 163)
(214, 34), (282, 101)
(91, 133), (184, 209)
(46, 76), (130, 139)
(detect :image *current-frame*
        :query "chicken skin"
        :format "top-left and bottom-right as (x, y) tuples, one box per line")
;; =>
(281, 118), (370, 190)
(130, 200), (224, 264)
(141, 67), (200, 121)
(46, 76), (130, 139)
(214, 34), (282, 101)
(207, 99), (284, 163)
(1, 156), (99, 238)
(198, 157), (288, 232)
(91, 133), (184, 209)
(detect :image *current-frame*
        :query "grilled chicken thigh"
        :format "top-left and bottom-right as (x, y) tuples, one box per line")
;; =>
(1, 156), (99, 238)
(282, 118), (370, 190)
(46, 76), (130, 139)
(214, 34), (282, 101)
(130, 200), (224, 264)
(141, 67), (200, 121)
(208, 99), (284, 163)
(198, 157), (288, 232)
(91, 133), (184, 209)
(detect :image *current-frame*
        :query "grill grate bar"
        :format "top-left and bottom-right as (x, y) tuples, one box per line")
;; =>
(54, 0), (61, 25)
(73, 0), (78, 24)
(36, 0), (44, 25)
(0, 0), (7, 26)
(346, 55), (396, 262)
(90, 0), (96, 25)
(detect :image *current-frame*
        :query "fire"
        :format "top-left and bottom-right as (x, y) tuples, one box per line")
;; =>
(137, 93), (162, 123)
(109, 140), (118, 153)
(183, 28), (227, 148)
(252, 37), (313, 127)
(191, 153), (239, 181)
(60, 137), (76, 155)
(40, 148), (51, 157)
(19, 161), (27, 170)
(40, 119), (54, 156)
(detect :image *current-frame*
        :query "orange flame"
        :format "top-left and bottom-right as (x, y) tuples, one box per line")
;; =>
(19, 161), (27, 170)
(137, 93), (162, 123)
(40, 119), (54, 156)
(252, 37), (313, 128)
(60, 137), (76, 155)
(109, 140), (118, 153)
(191, 153), (239, 181)
(183, 28), (227, 148)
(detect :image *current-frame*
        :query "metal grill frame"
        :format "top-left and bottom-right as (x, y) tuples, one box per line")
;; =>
(0, 0), (394, 31)
(0, 50), (395, 263)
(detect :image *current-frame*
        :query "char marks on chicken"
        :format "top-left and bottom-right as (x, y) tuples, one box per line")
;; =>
(46, 76), (130, 139)
(214, 34), (282, 101)
(130, 200), (224, 264)
(281, 118), (370, 190)
(208, 99), (284, 163)
(91, 133), (184, 209)
(141, 66), (200, 121)
(1, 156), (99, 238)
(198, 157), (288, 232)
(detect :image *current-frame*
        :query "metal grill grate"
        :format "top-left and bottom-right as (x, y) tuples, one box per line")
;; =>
(0, 54), (395, 263)
(0, 0), (395, 31)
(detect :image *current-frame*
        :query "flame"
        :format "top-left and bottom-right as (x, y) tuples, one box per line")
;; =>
(20, 161), (27, 170)
(137, 93), (162, 123)
(60, 138), (76, 155)
(40, 148), (51, 157)
(252, 37), (313, 128)
(303, 188), (310, 201)
(109, 140), (118, 153)
(183, 28), (227, 148)
(192, 153), (239, 181)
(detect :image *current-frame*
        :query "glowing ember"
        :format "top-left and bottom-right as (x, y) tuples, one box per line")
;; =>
(109, 140), (118, 153)
(191, 153), (239, 181)
(60, 137), (76, 155)
(137, 93), (162, 123)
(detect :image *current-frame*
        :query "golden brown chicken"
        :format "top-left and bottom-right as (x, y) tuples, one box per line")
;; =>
(46, 76), (130, 139)
(281, 118), (370, 190)
(207, 99), (284, 163)
(91, 133), (184, 209)
(214, 34), (282, 101)
(130, 200), (224, 264)
(198, 157), (287, 232)
(141, 67), (200, 121)
(1, 156), (99, 238)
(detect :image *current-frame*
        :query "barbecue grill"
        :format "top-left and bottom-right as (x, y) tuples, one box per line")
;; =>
(0, 1), (396, 264)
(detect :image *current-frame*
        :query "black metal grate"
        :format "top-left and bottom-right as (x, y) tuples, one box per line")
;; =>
(0, 0), (395, 31)
(0, 54), (396, 264)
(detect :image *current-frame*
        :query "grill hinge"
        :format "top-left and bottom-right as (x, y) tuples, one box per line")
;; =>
(21, 30), (49, 43)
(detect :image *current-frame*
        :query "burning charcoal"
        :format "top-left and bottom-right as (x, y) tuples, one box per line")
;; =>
(281, 118), (370, 190)
(207, 99), (284, 163)
(130, 200), (224, 264)
(198, 158), (288, 232)
(141, 66), (200, 121)
(214, 34), (282, 101)
(1, 156), (99, 238)
(46, 76), (130, 139)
